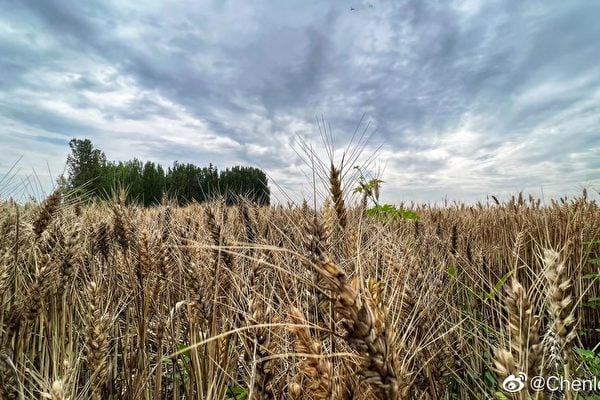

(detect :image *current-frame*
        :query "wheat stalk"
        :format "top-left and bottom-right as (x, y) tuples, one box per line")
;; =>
(84, 282), (110, 400)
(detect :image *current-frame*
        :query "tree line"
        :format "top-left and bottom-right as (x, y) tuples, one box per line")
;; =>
(65, 138), (270, 206)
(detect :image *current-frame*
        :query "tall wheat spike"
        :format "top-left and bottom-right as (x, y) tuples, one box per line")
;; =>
(494, 277), (542, 398)
(543, 248), (577, 400)
(329, 163), (347, 230)
(506, 278), (542, 379)
(84, 282), (110, 400)
(33, 189), (61, 237)
(543, 249), (577, 355)
(309, 218), (400, 399)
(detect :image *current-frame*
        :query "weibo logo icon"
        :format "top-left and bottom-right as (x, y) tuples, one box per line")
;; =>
(502, 373), (527, 393)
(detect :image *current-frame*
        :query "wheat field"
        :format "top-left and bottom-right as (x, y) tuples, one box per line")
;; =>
(0, 180), (599, 399)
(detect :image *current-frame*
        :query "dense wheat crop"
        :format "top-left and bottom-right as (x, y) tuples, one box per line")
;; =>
(0, 185), (599, 399)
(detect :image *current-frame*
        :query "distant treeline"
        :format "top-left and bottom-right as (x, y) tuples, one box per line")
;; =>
(65, 138), (270, 206)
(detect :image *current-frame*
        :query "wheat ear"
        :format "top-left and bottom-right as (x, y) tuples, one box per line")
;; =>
(494, 278), (542, 398)
(33, 189), (61, 237)
(329, 163), (347, 230)
(289, 307), (335, 399)
(309, 219), (400, 399)
(84, 282), (110, 400)
(543, 248), (577, 400)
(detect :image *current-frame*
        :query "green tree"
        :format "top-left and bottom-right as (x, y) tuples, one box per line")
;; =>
(66, 138), (107, 196)
(104, 159), (144, 204)
(220, 166), (269, 205)
(166, 161), (199, 204)
(142, 161), (165, 206)
(64, 138), (270, 206)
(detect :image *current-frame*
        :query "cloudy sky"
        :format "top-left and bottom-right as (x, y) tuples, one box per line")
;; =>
(1, 0), (598, 203)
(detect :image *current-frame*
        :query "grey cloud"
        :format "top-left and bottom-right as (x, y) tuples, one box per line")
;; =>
(9, 0), (108, 46)
(69, 75), (119, 93)
(10, 133), (69, 147)
(101, 96), (179, 121)
(1, 0), (599, 202)
(1, 103), (98, 137)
